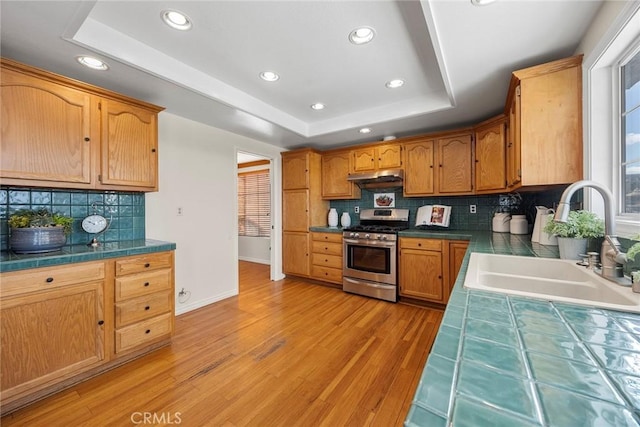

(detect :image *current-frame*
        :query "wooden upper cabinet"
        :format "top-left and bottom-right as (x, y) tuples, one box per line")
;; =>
(321, 150), (360, 199)
(403, 139), (435, 196)
(0, 58), (164, 192)
(475, 115), (507, 193)
(0, 67), (94, 186)
(437, 134), (473, 194)
(506, 55), (583, 188)
(282, 150), (310, 190)
(100, 99), (158, 190)
(352, 143), (401, 172)
(507, 89), (522, 188)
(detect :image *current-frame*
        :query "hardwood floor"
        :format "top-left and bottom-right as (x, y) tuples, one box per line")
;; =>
(1, 262), (443, 426)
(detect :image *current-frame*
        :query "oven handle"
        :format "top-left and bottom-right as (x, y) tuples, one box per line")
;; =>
(344, 277), (395, 289)
(343, 238), (396, 248)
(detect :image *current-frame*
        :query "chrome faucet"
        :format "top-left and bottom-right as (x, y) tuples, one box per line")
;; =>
(554, 180), (629, 284)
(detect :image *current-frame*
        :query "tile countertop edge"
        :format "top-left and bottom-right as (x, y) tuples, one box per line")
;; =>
(0, 239), (177, 272)
(404, 232), (640, 427)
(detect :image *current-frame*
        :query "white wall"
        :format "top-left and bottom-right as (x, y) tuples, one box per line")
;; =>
(238, 236), (270, 264)
(146, 112), (285, 315)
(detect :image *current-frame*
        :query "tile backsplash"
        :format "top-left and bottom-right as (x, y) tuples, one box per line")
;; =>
(0, 187), (145, 251)
(329, 187), (574, 231)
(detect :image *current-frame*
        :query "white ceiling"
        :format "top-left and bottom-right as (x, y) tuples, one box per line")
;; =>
(0, 0), (603, 150)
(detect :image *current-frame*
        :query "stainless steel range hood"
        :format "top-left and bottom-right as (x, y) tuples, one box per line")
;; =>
(347, 168), (404, 190)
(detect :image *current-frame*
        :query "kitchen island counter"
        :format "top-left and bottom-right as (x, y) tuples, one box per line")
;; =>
(405, 231), (640, 426)
(0, 239), (176, 272)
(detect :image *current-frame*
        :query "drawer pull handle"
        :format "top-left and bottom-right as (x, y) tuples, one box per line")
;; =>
(144, 282), (150, 287)
(144, 263), (151, 268)
(418, 243), (422, 247)
(98, 320), (104, 325)
(145, 329), (151, 334)
(145, 306), (150, 310)
(45, 277), (54, 283)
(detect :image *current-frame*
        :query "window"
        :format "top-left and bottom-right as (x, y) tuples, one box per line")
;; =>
(621, 48), (640, 214)
(238, 170), (271, 237)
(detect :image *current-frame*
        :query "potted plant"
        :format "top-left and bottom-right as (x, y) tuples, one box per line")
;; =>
(627, 235), (640, 284)
(8, 208), (74, 253)
(543, 210), (605, 260)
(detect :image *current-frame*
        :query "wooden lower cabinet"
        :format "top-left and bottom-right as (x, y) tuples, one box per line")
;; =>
(0, 250), (175, 414)
(310, 232), (342, 284)
(398, 238), (469, 304)
(283, 232), (310, 277)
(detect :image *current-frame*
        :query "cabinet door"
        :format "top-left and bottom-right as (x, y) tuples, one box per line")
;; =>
(475, 119), (507, 192)
(402, 140), (435, 196)
(322, 151), (360, 199)
(1, 282), (105, 402)
(399, 248), (443, 302)
(100, 99), (158, 189)
(0, 68), (94, 185)
(377, 144), (402, 169)
(438, 134), (473, 194)
(507, 87), (522, 188)
(352, 147), (376, 172)
(282, 151), (309, 190)
(447, 241), (469, 301)
(283, 232), (309, 276)
(283, 189), (309, 232)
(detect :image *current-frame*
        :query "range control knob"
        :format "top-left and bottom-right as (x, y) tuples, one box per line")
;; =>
(364, 233), (370, 239)
(354, 233), (360, 238)
(380, 234), (388, 240)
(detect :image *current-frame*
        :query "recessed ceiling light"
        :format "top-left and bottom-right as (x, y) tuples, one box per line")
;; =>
(470, 0), (496, 5)
(349, 27), (375, 45)
(359, 127), (372, 134)
(385, 79), (405, 89)
(76, 56), (109, 70)
(311, 103), (325, 110)
(161, 9), (192, 30)
(259, 71), (280, 82)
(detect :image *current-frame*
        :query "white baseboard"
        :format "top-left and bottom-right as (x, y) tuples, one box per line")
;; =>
(175, 289), (238, 315)
(238, 256), (270, 265)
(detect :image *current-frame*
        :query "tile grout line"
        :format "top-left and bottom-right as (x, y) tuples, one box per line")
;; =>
(506, 296), (547, 426)
(445, 289), (470, 426)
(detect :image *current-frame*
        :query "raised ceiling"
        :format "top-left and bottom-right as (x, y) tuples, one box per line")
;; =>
(0, 0), (603, 149)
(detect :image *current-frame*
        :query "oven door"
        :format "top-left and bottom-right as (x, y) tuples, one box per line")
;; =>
(343, 238), (396, 285)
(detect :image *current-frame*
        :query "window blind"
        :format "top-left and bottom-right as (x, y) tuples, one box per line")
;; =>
(238, 170), (271, 237)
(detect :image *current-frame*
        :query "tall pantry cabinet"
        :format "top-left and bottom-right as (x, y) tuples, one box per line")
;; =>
(282, 149), (329, 277)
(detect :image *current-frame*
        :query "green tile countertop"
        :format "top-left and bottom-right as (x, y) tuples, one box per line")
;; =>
(309, 226), (345, 233)
(404, 231), (640, 427)
(0, 239), (177, 273)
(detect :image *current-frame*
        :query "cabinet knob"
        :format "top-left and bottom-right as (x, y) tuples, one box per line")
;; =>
(98, 320), (104, 325)
(84, 137), (90, 142)
(145, 329), (151, 334)
(418, 243), (422, 247)
(144, 263), (151, 268)
(145, 306), (150, 310)
(45, 277), (54, 283)
(144, 282), (150, 287)
(438, 275), (442, 279)
(151, 148), (157, 153)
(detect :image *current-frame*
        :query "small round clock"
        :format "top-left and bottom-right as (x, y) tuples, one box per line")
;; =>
(82, 214), (108, 234)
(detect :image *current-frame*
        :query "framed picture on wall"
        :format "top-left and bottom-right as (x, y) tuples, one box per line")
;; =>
(374, 193), (395, 207)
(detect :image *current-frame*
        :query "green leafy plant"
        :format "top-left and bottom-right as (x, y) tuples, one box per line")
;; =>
(542, 210), (605, 239)
(628, 234), (640, 262)
(8, 208), (73, 235)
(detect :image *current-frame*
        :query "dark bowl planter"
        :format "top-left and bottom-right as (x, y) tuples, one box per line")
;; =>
(10, 227), (67, 254)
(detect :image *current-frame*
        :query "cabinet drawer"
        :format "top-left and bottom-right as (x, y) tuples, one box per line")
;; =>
(115, 269), (172, 302)
(0, 261), (105, 297)
(115, 291), (172, 328)
(311, 253), (342, 269)
(311, 265), (342, 284)
(115, 312), (172, 354)
(115, 252), (173, 276)
(311, 240), (342, 256)
(399, 238), (442, 251)
(311, 232), (342, 243)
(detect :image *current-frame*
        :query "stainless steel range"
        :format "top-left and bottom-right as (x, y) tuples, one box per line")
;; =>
(342, 208), (409, 302)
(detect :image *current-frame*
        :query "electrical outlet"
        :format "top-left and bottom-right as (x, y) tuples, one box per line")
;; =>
(177, 207), (183, 216)
(470, 204), (477, 214)
(179, 288), (186, 296)
(354, 206), (360, 214)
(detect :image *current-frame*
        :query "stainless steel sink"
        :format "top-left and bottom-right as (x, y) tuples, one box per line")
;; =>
(463, 253), (640, 313)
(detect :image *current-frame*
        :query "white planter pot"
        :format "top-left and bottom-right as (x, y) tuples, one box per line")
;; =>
(557, 237), (587, 260)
